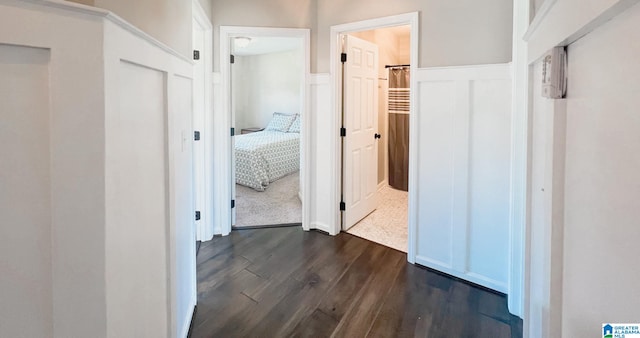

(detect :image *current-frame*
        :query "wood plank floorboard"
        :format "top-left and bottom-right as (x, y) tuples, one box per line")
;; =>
(192, 227), (523, 338)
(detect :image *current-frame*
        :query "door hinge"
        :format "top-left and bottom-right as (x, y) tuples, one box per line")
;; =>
(339, 201), (346, 211)
(230, 54), (235, 64)
(341, 53), (347, 63)
(193, 50), (200, 60)
(340, 127), (346, 137)
(231, 199), (235, 209)
(194, 131), (201, 141)
(195, 211), (201, 221)
(231, 127), (235, 136)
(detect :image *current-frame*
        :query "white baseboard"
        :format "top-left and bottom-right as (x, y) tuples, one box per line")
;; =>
(311, 222), (332, 234)
(180, 299), (197, 338)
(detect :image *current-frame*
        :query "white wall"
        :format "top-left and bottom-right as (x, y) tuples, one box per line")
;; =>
(66, 0), (194, 58)
(523, 1), (640, 337)
(308, 74), (332, 233)
(102, 16), (197, 338)
(414, 64), (512, 292)
(527, 60), (566, 338)
(316, 0), (512, 72)
(0, 44), (53, 338)
(197, 0), (212, 22)
(233, 49), (303, 131)
(0, 2), (196, 337)
(106, 59), (170, 337)
(211, 0), (512, 72)
(0, 3), (108, 336)
(561, 3), (640, 336)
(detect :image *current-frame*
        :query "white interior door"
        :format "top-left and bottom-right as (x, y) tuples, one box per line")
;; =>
(192, 19), (206, 240)
(343, 35), (379, 230)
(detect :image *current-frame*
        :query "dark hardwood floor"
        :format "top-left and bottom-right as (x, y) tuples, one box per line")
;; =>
(191, 227), (523, 338)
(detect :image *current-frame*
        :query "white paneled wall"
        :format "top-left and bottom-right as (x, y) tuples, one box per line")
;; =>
(107, 60), (170, 337)
(414, 64), (512, 292)
(0, 44), (53, 338)
(308, 74), (333, 233)
(0, 2), (196, 337)
(104, 17), (197, 338)
(305, 64), (513, 293)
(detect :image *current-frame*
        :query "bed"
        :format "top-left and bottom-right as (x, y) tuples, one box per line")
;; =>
(235, 113), (300, 191)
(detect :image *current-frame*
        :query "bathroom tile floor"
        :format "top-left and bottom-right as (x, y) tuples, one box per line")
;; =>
(346, 185), (408, 252)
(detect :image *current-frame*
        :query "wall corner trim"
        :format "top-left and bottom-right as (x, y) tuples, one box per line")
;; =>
(523, 0), (559, 41)
(15, 0), (193, 63)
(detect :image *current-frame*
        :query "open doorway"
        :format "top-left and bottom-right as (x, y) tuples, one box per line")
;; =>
(231, 36), (304, 228)
(216, 26), (310, 234)
(339, 26), (412, 253)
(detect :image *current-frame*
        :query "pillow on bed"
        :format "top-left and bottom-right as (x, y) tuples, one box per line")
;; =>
(265, 112), (296, 132)
(287, 115), (300, 133)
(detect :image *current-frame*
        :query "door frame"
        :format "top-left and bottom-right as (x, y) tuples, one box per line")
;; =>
(218, 26), (311, 235)
(192, 0), (214, 241)
(329, 12), (419, 262)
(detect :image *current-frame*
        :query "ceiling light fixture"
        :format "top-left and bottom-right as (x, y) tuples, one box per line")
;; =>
(234, 37), (252, 48)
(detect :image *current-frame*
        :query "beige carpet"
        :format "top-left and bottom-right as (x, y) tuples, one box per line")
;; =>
(234, 171), (302, 227)
(346, 185), (408, 252)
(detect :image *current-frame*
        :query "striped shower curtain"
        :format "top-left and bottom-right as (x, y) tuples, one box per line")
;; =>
(388, 67), (410, 191)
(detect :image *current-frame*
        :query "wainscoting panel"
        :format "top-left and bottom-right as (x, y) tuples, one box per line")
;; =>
(414, 64), (512, 293)
(171, 74), (196, 338)
(467, 78), (512, 286)
(109, 60), (169, 337)
(308, 73), (332, 234)
(0, 1), (197, 337)
(104, 17), (196, 338)
(415, 80), (457, 269)
(0, 44), (52, 338)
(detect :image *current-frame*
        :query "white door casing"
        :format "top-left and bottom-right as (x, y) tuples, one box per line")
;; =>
(342, 35), (379, 230)
(192, 0), (214, 241)
(230, 40), (237, 226)
(192, 18), (205, 239)
(218, 26), (311, 234)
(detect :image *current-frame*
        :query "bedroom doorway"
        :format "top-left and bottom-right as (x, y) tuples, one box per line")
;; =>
(341, 26), (412, 253)
(231, 36), (303, 228)
(218, 27), (311, 233)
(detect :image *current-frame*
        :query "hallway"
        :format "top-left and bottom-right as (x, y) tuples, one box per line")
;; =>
(191, 227), (522, 337)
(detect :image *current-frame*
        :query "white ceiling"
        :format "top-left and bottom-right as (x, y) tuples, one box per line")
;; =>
(232, 37), (302, 56)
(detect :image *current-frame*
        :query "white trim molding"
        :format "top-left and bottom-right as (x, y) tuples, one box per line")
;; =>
(524, 0), (640, 62)
(508, 0), (530, 319)
(192, 0), (215, 242)
(13, 0), (193, 63)
(523, 0), (559, 41)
